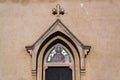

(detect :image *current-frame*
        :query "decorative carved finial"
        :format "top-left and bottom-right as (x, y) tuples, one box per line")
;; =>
(52, 4), (65, 17)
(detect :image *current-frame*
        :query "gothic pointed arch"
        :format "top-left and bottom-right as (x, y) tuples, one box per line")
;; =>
(25, 19), (91, 80)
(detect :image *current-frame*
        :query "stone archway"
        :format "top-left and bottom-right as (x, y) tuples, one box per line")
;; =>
(25, 19), (91, 80)
(38, 36), (80, 80)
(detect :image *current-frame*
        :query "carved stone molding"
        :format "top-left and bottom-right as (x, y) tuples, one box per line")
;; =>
(25, 19), (91, 79)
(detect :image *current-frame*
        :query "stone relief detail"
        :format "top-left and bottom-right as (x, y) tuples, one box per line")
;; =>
(52, 4), (65, 17)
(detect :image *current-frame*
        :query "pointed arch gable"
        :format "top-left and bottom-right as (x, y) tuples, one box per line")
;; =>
(25, 19), (91, 77)
(26, 19), (90, 55)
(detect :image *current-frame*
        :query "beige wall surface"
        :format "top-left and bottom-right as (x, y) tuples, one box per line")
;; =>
(0, 0), (120, 80)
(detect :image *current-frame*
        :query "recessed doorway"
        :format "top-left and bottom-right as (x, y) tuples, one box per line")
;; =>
(46, 67), (72, 80)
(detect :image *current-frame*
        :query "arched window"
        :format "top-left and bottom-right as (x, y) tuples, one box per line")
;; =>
(46, 44), (72, 63)
(44, 43), (73, 80)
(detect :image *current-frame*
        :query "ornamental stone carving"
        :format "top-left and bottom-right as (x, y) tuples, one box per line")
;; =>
(25, 19), (91, 80)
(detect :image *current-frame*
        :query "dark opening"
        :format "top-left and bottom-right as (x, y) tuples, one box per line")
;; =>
(46, 67), (72, 80)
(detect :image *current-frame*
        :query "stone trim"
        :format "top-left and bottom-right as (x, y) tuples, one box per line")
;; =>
(25, 19), (91, 80)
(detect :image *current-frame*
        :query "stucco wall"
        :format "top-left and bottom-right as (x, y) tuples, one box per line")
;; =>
(0, 0), (120, 80)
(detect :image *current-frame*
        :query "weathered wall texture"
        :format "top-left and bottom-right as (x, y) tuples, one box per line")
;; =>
(0, 0), (120, 80)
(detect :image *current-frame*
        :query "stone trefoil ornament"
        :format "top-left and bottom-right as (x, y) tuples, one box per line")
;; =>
(52, 4), (65, 17)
